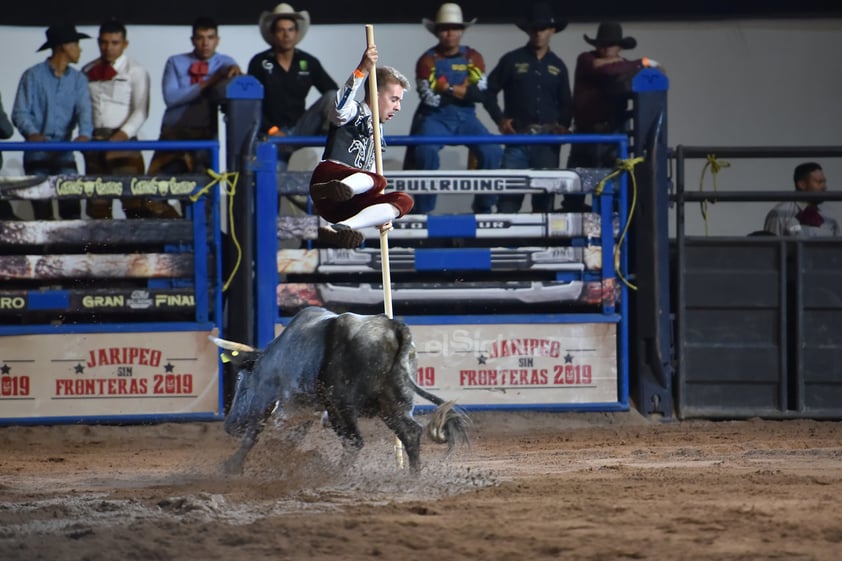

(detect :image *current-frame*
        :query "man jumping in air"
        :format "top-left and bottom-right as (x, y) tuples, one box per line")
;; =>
(308, 44), (414, 248)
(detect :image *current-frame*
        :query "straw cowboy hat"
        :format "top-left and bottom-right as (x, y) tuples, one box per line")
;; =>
(516, 2), (568, 33)
(584, 22), (637, 49)
(259, 3), (310, 46)
(423, 3), (477, 35)
(37, 24), (91, 52)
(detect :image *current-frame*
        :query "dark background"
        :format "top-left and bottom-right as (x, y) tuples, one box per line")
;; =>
(5, 0), (840, 26)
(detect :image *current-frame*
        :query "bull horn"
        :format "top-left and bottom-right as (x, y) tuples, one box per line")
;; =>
(208, 336), (257, 353)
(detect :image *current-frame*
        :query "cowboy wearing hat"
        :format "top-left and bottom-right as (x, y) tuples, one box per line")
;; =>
(567, 22), (662, 169)
(11, 24), (93, 220)
(484, 2), (572, 213)
(405, 3), (502, 214)
(247, 2), (338, 171)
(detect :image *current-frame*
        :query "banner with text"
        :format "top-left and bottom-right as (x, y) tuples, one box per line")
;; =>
(411, 322), (617, 406)
(0, 331), (220, 421)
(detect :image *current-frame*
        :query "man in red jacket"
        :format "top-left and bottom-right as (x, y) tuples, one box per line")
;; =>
(568, 22), (661, 169)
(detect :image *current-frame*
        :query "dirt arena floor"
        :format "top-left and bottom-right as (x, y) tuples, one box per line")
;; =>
(1, 410), (841, 561)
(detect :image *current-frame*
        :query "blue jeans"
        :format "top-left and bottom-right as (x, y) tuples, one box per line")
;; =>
(496, 143), (561, 213)
(411, 106), (502, 214)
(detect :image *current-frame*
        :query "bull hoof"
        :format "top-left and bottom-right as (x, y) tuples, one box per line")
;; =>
(221, 458), (244, 475)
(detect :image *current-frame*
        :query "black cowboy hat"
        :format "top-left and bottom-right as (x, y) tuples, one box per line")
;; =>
(584, 22), (637, 50)
(37, 24), (91, 52)
(516, 2), (568, 33)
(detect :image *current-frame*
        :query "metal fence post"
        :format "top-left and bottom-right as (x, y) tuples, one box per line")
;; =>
(630, 68), (673, 417)
(221, 76), (263, 407)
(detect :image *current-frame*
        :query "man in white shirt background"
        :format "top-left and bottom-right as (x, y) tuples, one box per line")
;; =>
(763, 162), (839, 237)
(82, 18), (154, 219)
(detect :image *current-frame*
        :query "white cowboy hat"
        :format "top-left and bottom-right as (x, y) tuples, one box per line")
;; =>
(422, 3), (477, 35)
(259, 3), (310, 46)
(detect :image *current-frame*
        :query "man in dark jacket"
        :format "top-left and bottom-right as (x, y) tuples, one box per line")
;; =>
(248, 3), (337, 172)
(484, 2), (571, 213)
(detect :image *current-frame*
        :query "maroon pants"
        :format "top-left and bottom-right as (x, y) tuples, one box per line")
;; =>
(310, 160), (414, 224)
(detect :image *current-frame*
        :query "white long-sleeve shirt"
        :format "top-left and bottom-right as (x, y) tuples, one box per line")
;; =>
(763, 201), (840, 237)
(83, 54), (150, 138)
(331, 71), (368, 126)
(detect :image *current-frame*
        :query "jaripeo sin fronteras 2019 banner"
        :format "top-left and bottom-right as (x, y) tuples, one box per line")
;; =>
(0, 331), (220, 421)
(409, 323), (617, 406)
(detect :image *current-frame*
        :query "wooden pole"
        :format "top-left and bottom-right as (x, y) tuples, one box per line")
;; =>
(365, 25), (393, 320)
(366, 26), (384, 188)
(365, 24), (402, 468)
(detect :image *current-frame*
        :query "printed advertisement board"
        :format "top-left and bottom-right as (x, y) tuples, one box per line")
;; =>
(0, 331), (220, 421)
(410, 322), (618, 406)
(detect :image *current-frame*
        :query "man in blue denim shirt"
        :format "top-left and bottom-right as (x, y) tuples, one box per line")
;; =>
(12, 24), (93, 220)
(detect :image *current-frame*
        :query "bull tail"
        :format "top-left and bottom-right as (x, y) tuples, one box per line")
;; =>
(424, 399), (472, 452)
(393, 322), (471, 451)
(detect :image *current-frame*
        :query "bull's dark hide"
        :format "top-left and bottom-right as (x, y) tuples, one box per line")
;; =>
(213, 306), (469, 474)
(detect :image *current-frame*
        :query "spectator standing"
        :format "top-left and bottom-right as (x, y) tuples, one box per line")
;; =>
(405, 3), (502, 214)
(567, 22), (661, 170)
(484, 2), (571, 213)
(764, 162), (839, 237)
(146, 17), (241, 185)
(82, 18), (153, 219)
(0, 93), (16, 219)
(248, 3), (338, 172)
(308, 45), (414, 249)
(11, 24), (93, 220)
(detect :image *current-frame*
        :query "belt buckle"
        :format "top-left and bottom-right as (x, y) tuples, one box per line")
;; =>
(526, 124), (542, 135)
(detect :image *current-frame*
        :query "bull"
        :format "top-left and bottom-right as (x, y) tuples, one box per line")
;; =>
(212, 306), (470, 475)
